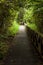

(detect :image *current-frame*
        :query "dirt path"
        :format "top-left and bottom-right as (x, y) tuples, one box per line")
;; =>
(1, 25), (43, 65)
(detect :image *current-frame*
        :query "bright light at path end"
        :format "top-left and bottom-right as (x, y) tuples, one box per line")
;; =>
(19, 25), (25, 31)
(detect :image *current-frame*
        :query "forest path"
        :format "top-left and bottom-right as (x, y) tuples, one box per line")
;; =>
(1, 25), (43, 65)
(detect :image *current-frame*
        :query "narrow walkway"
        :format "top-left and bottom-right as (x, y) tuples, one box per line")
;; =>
(1, 25), (43, 65)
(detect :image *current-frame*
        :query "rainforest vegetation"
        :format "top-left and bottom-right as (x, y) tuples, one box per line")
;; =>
(0, 0), (43, 59)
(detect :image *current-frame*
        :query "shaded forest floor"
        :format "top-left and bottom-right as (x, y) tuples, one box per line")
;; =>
(0, 25), (43, 65)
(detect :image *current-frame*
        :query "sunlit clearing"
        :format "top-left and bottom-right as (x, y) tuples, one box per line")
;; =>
(19, 25), (25, 31)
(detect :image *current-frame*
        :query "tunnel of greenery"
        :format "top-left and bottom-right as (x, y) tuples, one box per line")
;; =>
(0, 0), (43, 59)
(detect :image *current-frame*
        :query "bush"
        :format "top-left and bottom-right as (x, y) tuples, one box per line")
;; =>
(0, 41), (8, 60)
(8, 21), (19, 36)
(34, 7), (43, 33)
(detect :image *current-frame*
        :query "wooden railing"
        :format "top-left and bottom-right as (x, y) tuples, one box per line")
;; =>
(26, 26), (43, 59)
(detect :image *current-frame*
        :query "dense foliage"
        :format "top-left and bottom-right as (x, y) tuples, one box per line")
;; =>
(0, 0), (19, 37)
(0, 0), (43, 59)
(0, 0), (43, 35)
(23, 0), (43, 33)
(33, 7), (43, 33)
